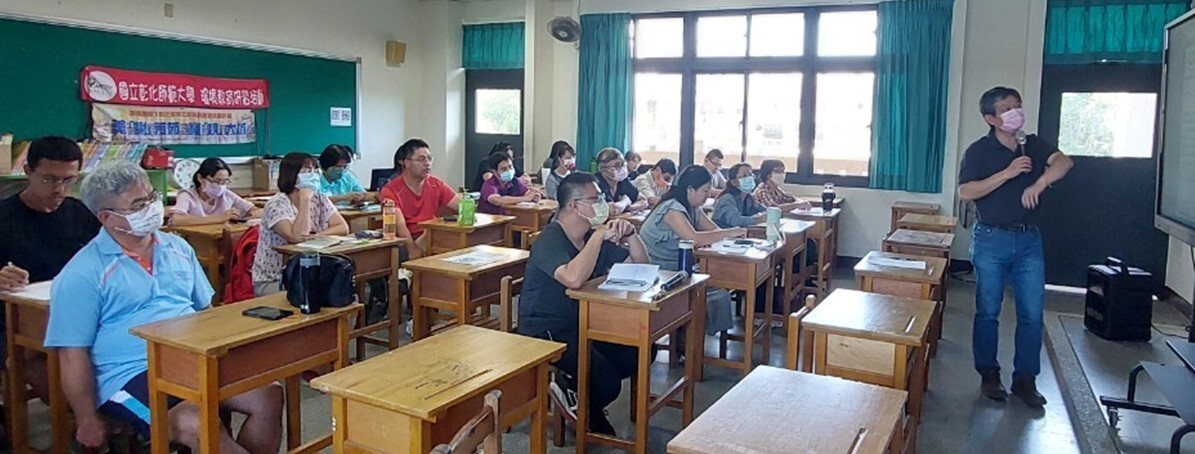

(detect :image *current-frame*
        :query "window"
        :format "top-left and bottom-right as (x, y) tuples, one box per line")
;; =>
(632, 73), (683, 164)
(632, 7), (877, 186)
(474, 89), (521, 135)
(1059, 92), (1156, 158)
(633, 18), (684, 59)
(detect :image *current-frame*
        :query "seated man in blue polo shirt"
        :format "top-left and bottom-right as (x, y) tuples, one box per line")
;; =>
(45, 162), (282, 453)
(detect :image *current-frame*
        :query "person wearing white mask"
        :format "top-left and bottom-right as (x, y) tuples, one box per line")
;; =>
(479, 151), (540, 215)
(752, 159), (812, 211)
(517, 172), (648, 437)
(252, 152), (349, 297)
(48, 161), (284, 452)
(595, 147), (648, 215)
(168, 157), (261, 226)
(959, 86), (1073, 408)
(544, 141), (576, 200)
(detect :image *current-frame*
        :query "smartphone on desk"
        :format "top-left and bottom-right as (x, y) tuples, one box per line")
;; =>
(733, 239), (755, 246)
(443, 215), (459, 222)
(242, 306), (294, 321)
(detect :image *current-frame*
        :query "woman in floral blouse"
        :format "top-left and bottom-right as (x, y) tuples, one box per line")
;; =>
(752, 159), (812, 211)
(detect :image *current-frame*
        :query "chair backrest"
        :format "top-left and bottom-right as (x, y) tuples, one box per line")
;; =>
(429, 390), (502, 454)
(785, 295), (819, 372)
(499, 275), (523, 332)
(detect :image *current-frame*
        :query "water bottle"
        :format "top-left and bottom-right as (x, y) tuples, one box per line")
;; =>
(766, 207), (782, 243)
(298, 252), (322, 314)
(382, 199), (397, 240)
(821, 183), (836, 212)
(677, 240), (696, 274)
(458, 196), (477, 227)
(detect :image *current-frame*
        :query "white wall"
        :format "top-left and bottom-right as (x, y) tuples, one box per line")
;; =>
(0, 0), (423, 178)
(462, 0), (1058, 259)
(420, 1), (468, 188)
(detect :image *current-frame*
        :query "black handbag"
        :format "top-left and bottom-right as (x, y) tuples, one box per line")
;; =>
(281, 253), (357, 308)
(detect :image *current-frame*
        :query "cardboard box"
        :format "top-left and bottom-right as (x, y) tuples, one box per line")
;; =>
(252, 157), (279, 192)
(0, 134), (12, 174)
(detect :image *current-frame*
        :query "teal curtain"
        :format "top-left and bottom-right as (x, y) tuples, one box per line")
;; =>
(576, 14), (632, 166)
(462, 22), (525, 69)
(1045, 0), (1189, 65)
(870, 0), (954, 193)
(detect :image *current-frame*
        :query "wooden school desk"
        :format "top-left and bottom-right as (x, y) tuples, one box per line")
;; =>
(696, 242), (778, 377)
(403, 245), (529, 340)
(747, 219), (815, 330)
(799, 289), (935, 453)
(667, 366), (907, 454)
(1, 282), (70, 453)
(169, 223), (251, 292)
(276, 238), (404, 359)
(419, 213), (515, 255)
(506, 199), (558, 232)
(897, 213), (957, 234)
(785, 207), (841, 299)
(855, 251), (947, 355)
(309, 325), (564, 454)
(130, 293), (360, 454)
(883, 229), (954, 260)
(890, 201), (940, 235)
(566, 271), (709, 454)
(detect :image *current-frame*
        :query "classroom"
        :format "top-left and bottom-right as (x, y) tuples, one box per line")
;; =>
(1, 0), (1195, 452)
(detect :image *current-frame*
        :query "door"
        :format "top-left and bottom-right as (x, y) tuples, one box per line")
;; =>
(465, 69), (524, 191)
(1037, 64), (1168, 289)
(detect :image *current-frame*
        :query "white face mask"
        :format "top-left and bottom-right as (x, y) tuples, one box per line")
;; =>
(770, 173), (785, 186)
(112, 201), (164, 237)
(613, 166), (629, 182)
(298, 171), (321, 190)
(581, 199), (611, 226)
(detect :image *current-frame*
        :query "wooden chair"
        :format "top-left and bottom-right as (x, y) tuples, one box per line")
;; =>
(785, 295), (819, 372)
(429, 390), (501, 454)
(499, 276), (523, 333)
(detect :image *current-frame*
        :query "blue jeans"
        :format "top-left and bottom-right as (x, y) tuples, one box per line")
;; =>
(970, 223), (1045, 379)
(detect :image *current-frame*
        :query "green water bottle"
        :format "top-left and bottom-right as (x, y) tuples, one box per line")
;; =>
(458, 197), (476, 226)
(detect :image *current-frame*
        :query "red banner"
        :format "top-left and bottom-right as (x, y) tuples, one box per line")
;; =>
(80, 65), (269, 109)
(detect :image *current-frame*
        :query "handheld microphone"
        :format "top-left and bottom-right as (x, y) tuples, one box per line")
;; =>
(652, 271), (689, 300)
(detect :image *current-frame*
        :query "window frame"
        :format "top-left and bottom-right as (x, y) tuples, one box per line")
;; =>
(631, 5), (877, 187)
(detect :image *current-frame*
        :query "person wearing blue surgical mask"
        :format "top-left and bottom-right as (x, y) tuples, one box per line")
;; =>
(317, 144), (374, 205)
(479, 151), (539, 215)
(712, 162), (768, 229)
(252, 152), (349, 297)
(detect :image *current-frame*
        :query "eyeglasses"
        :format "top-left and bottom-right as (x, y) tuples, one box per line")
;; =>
(601, 162), (626, 171)
(207, 178), (232, 186)
(408, 156), (434, 164)
(39, 175), (78, 188)
(108, 192), (162, 214)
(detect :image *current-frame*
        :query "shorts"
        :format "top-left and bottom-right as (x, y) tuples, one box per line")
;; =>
(99, 371), (181, 438)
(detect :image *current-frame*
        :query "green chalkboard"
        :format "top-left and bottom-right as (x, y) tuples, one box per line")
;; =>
(0, 17), (357, 158)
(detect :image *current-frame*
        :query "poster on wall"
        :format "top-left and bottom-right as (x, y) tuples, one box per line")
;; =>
(80, 65), (270, 109)
(91, 104), (256, 145)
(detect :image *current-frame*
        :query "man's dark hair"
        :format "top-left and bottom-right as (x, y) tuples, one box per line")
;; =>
(980, 86), (1022, 117)
(319, 144), (353, 170)
(277, 152), (316, 194)
(558, 172), (599, 207)
(486, 151), (513, 175)
(27, 136), (83, 170)
(705, 148), (724, 161)
(625, 150), (642, 162)
(393, 138), (430, 172)
(489, 142), (514, 157)
(655, 158), (678, 176)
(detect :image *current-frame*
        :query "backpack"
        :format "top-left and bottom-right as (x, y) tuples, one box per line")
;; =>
(223, 225), (260, 304)
(281, 254), (356, 308)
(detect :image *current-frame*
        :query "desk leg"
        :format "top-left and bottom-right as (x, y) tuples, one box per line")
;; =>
(692, 288), (706, 382)
(683, 308), (698, 426)
(198, 356), (221, 454)
(530, 363), (549, 454)
(147, 346), (171, 454)
(6, 312), (29, 453)
(742, 281), (757, 375)
(331, 396), (348, 453)
(411, 272), (429, 341)
(388, 251), (402, 350)
(576, 301), (591, 454)
(285, 375), (301, 450)
(46, 349), (69, 454)
(634, 337), (651, 454)
(761, 282), (773, 366)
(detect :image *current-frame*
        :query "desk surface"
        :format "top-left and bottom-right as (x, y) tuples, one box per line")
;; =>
(1141, 363), (1195, 425)
(802, 289), (935, 346)
(892, 201), (940, 212)
(505, 199), (559, 213)
(274, 237), (404, 256)
(1167, 340), (1195, 373)
(403, 245), (529, 278)
(168, 222), (251, 239)
(309, 325), (564, 420)
(898, 213), (957, 228)
(130, 293), (360, 356)
(667, 366), (905, 454)
(787, 207), (842, 219)
(748, 219), (815, 236)
(885, 229), (954, 248)
(0, 281), (52, 307)
(854, 251), (947, 283)
(419, 213), (516, 232)
(566, 271), (709, 310)
(694, 241), (778, 263)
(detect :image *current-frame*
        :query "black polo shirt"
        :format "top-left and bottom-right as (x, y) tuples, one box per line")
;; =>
(959, 131), (1055, 227)
(516, 222), (630, 336)
(597, 177), (640, 204)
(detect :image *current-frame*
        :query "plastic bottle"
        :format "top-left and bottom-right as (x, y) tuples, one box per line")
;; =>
(459, 196), (477, 227)
(766, 207), (782, 243)
(382, 199), (397, 240)
(821, 182), (836, 212)
(298, 252), (322, 315)
(678, 240), (696, 274)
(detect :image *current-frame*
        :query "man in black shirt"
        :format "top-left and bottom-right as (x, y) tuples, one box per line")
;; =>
(959, 87), (1073, 408)
(0, 136), (103, 401)
(518, 172), (649, 437)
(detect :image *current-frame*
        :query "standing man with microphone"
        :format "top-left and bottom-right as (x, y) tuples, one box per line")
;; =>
(959, 87), (1073, 408)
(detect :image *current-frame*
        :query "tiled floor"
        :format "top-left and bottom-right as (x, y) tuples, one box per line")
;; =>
(20, 267), (1188, 453)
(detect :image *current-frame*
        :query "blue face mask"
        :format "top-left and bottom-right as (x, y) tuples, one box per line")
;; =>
(298, 172), (321, 190)
(326, 167), (345, 182)
(738, 176), (756, 193)
(499, 168), (516, 183)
